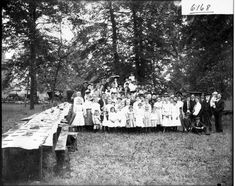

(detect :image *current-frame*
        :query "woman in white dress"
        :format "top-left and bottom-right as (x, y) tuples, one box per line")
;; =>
(135, 102), (145, 132)
(161, 96), (172, 132)
(71, 92), (85, 131)
(170, 98), (181, 130)
(102, 98), (113, 130)
(176, 96), (184, 128)
(153, 97), (163, 127)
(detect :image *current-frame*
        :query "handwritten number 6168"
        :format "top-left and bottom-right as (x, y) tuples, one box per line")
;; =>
(191, 4), (211, 12)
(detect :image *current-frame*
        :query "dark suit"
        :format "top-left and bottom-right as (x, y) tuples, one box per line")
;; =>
(214, 99), (225, 132)
(98, 99), (106, 122)
(183, 100), (190, 114)
(182, 101), (192, 131)
(201, 100), (212, 131)
(189, 100), (196, 113)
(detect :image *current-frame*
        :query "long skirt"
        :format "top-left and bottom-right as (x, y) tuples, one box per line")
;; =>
(155, 109), (162, 125)
(71, 111), (85, 126)
(84, 109), (93, 126)
(161, 115), (171, 127)
(170, 116), (182, 127)
(136, 115), (144, 127)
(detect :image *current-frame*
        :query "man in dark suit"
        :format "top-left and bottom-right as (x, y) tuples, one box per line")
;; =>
(182, 95), (192, 132)
(189, 94), (196, 113)
(214, 93), (225, 132)
(81, 81), (88, 100)
(201, 93), (213, 135)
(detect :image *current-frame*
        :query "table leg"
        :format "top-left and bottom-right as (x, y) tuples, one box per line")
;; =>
(39, 146), (43, 180)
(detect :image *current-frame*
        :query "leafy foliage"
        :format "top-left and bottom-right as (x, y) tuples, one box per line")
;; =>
(2, 1), (233, 100)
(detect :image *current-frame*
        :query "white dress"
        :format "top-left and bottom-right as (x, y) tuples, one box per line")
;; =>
(161, 103), (171, 127)
(108, 112), (119, 128)
(135, 107), (144, 127)
(71, 97), (85, 126)
(102, 104), (113, 127)
(170, 104), (181, 126)
(143, 111), (151, 127)
(153, 101), (163, 125)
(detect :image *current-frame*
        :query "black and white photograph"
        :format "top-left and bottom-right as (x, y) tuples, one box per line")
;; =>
(2, 0), (233, 185)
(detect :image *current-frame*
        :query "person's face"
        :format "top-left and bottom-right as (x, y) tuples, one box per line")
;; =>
(157, 97), (161, 102)
(77, 91), (81, 97)
(126, 99), (130, 106)
(217, 94), (221, 99)
(187, 97), (190, 101)
(178, 97), (181, 101)
(191, 95), (195, 100)
(195, 97), (199, 102)
(174, 97), (178, 102)
(205, 95), (210, 101)
(107, 99), (112, 104)
(152, 95), (157, 99)
(145, 98), (149, 103)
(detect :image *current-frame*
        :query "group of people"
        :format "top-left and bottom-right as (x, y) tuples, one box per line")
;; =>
(70, 74), (225, 135)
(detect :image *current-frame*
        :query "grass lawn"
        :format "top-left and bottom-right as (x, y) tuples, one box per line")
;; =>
(2, 103), (233, 185)
(2, 103), (43, 133)
(43, 129), (232, 185)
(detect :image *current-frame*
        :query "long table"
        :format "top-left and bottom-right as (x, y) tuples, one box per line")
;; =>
(2, 102), (72, 180)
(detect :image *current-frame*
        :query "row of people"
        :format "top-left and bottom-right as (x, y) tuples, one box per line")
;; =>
(70, 89), (225, 134)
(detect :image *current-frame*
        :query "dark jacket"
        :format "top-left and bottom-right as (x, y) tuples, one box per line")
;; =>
(189, 100), (196, 113)
(183, 100), (191, 113)
(201, 100), (212, 117)
(215, 99), (225, 115)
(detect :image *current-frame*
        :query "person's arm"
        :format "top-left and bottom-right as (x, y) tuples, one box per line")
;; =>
(193, 103), (201, 116)
(216, 101), (225, 112)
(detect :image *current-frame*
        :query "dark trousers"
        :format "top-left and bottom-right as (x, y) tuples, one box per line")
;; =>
(201, 114), (212, 131)
(214, 113), (223, 132)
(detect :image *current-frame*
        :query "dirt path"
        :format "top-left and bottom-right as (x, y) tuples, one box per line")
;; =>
(45, 130), (232, 185)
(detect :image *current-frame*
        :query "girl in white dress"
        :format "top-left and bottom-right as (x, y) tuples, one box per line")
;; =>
(143, 104), (152, 132)
(108, 107), (120, 132)
(151, 106), (158, 128)
(126, 105), (136, 131)
(102, 99), (113, 131)
(92, 109), (101, 131)
(135, 102), (145, 132)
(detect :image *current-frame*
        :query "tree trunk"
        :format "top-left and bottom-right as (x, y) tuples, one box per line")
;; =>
(109, 1), (119, 75)
(51, 61), (61, 103)
(24, 73), (30, 107)
(131, 4), (141, 82)
(29, 1), (37, 110)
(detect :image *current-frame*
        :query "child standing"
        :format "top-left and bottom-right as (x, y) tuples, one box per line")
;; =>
(92, 109), (101, 132)
(143, 104), (152, 132)
(126, 105), (136, 132)
(135, 102), (145, 132)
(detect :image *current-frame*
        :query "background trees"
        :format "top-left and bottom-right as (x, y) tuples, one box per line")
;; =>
(2, 0), (233, 109)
